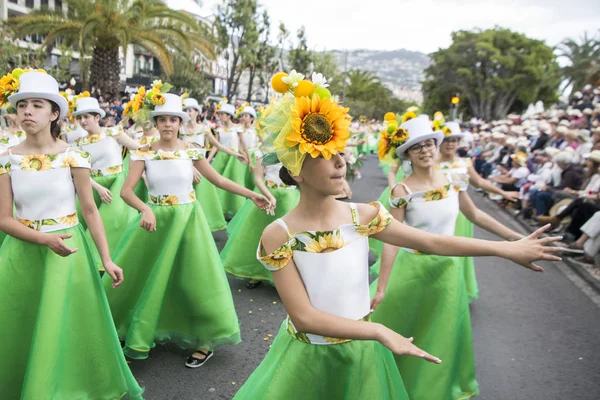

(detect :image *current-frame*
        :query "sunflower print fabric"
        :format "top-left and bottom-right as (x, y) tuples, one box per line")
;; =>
(75, 126), (124, 146)
(18, 212), (79, 232)
(130, 147), (205, 162)
(148, 192), (196, 207)
(0, 149), (91, 174)
(353, 201), (393, 236)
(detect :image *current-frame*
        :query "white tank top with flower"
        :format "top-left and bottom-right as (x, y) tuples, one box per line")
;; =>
(76, 126), (125, 176)
(216, 126), (240, 152)
(0, 148), (91, 232)
(390, 173), (467, 253)
(241, 127), (258, 149)
(129, 144), (205, 206)
(257, 202), (393, 345)
(181, 124), (210, 147)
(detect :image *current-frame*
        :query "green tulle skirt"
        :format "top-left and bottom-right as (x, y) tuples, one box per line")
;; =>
(0, 226), (143, 400)
(221, 187), (300, 284)
(103, 201), (241, 359)
(0, 231), (5, 245)
(195, 179), (227, 232)
(371, 251), (479, 400)
(233, 321), (409, 400)
(243, 163), (256, 191)
(369, 167), (404, 260)
(455, 212), (479, 302)
(211, 152), (248, 216)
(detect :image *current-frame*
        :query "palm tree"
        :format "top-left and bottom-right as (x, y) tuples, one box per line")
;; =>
(557, 31), (600, 91)
(344, 69), (382, 100)
(8, 0), (215, 97)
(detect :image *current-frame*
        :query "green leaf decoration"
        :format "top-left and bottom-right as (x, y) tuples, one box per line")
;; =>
(48, 154), (58, 162)
(161, 83), (173, 93)
(42, 219), (58, 226)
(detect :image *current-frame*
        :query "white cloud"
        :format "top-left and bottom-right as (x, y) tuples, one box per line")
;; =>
(199, 0), (600, 53)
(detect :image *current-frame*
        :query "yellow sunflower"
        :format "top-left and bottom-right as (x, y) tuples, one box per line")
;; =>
(151, 93), (166, 106)
(305, 232), (345, 253)
(58, 212), (78, 226)
(377, 131), (390, 161)
(132, 149), (154, 158)
(453, 184), (462, 192)
(402, 110), (417, 123)
(20, 154), (52, 171)
(259, 243), (293, 270)
(323, 336), (351, 345)
(442, 126), (452, 136)
(159, 152), (179, 160)
(160, 195), (179, 206)
(355, 205), (392, 236)
(106, 165), (123, 174)
(388, 127), (409, 146)
(61, 156), (79, 168)
(18, 218), (35, 229)
(87, 134), (102, 144)
(287, 95), (350, 159)
(424, 186), (448, 201)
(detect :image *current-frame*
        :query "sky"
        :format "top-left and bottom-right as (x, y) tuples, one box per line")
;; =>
(186, 0), (600, 55)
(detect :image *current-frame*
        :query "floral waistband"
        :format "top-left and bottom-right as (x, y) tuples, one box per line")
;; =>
(285, 314), (371, 345)
(91, 164), (123, 177)
(148, 191), (196, 206)
(18, 211), (79, 233)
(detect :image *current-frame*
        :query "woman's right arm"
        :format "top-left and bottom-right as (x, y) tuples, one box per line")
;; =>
(120, 160), (156, 231)
(387, 164), (399, 188)
(262, 224), (441, 363)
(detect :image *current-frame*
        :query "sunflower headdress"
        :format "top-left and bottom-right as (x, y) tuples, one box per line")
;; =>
(0, 67), (47, 109)
(236, 102), (250, 118)
(261, 70), (351, 176)
(378, 115), (409, 165)
(125, 80), (172, 124)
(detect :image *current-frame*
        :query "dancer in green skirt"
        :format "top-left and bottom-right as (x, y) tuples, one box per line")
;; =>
(436, 121), (520, 301)
(221, 149), (300, 288)
(233, 71), (560, 399)
(0, 70), (142, 399)
(207, 102), (250, 216)
(182, 97), (227, 232)
(370, 117), (536, 400)
(103, 93), (271, 368)
(73, 96), (141, 265)
(238, 105), (260, 190)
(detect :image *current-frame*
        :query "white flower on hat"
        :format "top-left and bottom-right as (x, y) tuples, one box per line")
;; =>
(281, 70), (304, 88)
(311, 72), (329, 89)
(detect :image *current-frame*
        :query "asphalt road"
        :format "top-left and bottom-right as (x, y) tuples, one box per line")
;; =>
(131, 155), (600, 400)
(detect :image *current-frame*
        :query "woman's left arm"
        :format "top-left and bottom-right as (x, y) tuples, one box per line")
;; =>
(468, 165), (519, 201)
(458, 191), (523, 241)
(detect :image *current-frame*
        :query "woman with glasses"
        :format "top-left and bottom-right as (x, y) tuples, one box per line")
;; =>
(370, 117), (529, 400)
(436, 122), (520, 301)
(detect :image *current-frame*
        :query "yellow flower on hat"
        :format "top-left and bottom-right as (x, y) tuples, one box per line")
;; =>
(402, 110), (417, 123)
(286, 94), (350, 159)
(0, 71), (20, 106)
(384, 112), (396, 121)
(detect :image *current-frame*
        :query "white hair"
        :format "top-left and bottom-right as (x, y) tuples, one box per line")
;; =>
(554, 152), (574, 165)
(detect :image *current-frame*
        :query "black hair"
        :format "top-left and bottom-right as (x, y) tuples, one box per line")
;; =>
(279, 166), (298, 186)
(49, 101), (61, 139)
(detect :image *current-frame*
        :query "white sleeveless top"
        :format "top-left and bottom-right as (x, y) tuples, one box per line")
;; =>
(241, 127), (258, 149)
(181, 124), (210, 147)
(257, 202), (393, 345)
(390, 173), (468, 254)
(76, 126), (125, 177)
(0, 130), (26, 153)
(216, 126), (240, 152)
(0, 147), (91, 232)
(130, 145), (205, 206)
(436, 157), (472, 177)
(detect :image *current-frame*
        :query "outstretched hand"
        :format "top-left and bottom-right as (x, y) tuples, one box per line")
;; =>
(252, 193), (272, 213)
(377, 325), (442, 364)
(504, 224), (562, 272)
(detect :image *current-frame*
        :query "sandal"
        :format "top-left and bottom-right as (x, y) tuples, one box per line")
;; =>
(185, 350), (213, 368)
(246, 279), (262, 289)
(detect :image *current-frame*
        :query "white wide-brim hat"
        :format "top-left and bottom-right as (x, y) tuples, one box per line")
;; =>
(150, 93), (189, 124)
(443, 121), (465, 139)
(72, 96), (106, 118)
(396, 117), (444, 159)
(240, 106), (257, 120)
(183, 98), (203, 112)
(217, 103), (236, 117)
(9, 71), (69, 119)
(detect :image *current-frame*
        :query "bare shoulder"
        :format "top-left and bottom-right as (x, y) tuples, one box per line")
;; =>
(355, 202), (381, 225)
(261, 220), (292, 253)
(391, 180), (409, 198)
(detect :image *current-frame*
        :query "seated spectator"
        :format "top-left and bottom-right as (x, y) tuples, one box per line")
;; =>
(520, 150), (555, 215)
(489, 151), (530, 192)
(564, 130), (579, 150)
(564, 210), (600, 266)
(529, 151), (584, 217)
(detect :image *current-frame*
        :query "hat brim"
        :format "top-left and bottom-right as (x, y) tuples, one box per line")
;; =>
(72, 108), (106, 118)
(9, 92), (69, 120)
(443, 133), (465, 140)
(240, 111), (257, 120)
(150, 111), (190, 124)
(216, 109), (235, 117)
(396, 131), (445, 159)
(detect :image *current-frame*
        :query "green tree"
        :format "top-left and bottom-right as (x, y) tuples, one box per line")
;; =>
(557, 31), (600, 91)
(215, 0), (260, 98)
(276, 22), (289, 71)
(422, 27), (561, 121)
(243, 10), (276, 102)
(9, 0), (213, 97)
(288, 26), (312, 75)
(164, 55), (210, 101)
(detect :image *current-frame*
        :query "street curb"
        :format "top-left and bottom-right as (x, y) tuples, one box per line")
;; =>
(480, 194), (600, 295)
